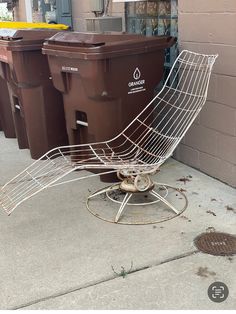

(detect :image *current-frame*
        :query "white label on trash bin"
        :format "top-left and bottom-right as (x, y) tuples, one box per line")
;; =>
(128, 67), (146, 95)
(62, 66), (79, 73)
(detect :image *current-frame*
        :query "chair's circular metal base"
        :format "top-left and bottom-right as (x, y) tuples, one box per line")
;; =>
(86, 182), (188, 225)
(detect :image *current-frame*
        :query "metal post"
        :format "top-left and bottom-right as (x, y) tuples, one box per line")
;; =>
(24, 0), (33, 22)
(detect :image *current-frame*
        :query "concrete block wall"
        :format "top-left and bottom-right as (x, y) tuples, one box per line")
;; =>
(174, 0), (236, 187)
(71, 0), (125, 31)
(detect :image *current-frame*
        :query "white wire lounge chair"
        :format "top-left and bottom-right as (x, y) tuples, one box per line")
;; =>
(0, 50), (218, 223)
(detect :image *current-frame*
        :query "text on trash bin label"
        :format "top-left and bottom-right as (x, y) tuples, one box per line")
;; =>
(128, 67), (146, 95)
(62, 66), (79, 72)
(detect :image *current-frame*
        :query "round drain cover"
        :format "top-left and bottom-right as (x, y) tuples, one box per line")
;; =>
(195, 232), (236, 256)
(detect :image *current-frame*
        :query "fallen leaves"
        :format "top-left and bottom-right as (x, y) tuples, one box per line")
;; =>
(177, 177), (191, 184)
(196, 267), (216, 278)
(206, 210), (217, 217)
(226, 205), (236, 213)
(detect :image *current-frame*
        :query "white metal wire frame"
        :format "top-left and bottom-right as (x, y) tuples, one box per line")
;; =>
(0, 50), (218, 215)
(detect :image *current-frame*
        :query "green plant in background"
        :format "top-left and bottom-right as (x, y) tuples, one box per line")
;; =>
(0, 3), (13, 21)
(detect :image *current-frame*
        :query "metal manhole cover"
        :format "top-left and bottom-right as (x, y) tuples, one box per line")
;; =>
(195, 232), (236, 256)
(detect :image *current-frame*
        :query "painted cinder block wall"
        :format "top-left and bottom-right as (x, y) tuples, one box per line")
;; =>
(174, 0), (236, 187)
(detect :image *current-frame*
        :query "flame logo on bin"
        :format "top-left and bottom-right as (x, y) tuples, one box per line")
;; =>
(133, 67), (141, 80)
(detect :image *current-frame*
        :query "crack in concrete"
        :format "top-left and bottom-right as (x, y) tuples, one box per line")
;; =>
(10, 249), (200, 310)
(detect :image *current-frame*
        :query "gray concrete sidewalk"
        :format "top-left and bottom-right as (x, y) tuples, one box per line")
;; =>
(0, 132), (235, 310)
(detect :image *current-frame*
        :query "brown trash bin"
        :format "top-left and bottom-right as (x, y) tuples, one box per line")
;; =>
(43, 32), (176, 181)
(0, 29), (68, 159)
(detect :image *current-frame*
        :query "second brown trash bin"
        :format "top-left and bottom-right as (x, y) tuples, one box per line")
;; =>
(0, 29), (68, 159)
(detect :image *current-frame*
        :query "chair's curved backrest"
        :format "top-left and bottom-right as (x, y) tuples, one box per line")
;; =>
(125, 50), (218, 165)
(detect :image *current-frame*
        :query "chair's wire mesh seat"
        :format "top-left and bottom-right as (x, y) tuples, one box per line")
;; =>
(0, 50), (218, 221)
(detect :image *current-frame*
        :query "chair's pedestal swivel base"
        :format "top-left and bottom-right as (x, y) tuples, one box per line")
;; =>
(86, 175), (188, 225)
